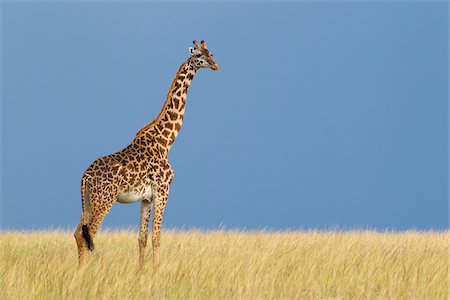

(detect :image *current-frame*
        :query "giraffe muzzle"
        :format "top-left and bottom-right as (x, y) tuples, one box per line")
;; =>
(211, 64), (220, 71)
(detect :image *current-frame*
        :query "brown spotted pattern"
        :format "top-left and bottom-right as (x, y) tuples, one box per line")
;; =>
(74, 41), (219, 268)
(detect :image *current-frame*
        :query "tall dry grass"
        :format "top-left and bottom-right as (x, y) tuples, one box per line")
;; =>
(1, 230), (448, 299)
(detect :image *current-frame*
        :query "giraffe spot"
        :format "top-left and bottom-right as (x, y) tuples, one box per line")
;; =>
(172, 87), (180, 95)
(168, 111), (178, 120)
(156, 137), (167, 145)
(175, 123), (181, 131)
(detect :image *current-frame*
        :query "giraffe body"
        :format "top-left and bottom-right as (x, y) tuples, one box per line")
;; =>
(74, 40), (219, 267)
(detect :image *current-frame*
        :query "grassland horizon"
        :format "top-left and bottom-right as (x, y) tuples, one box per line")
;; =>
(1, 229), (448, 299)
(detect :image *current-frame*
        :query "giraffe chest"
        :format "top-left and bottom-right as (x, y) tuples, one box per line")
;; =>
(117, 184), (153, 203)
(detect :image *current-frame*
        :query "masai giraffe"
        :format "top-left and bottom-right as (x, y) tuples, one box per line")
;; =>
(74, 40), (219, 267)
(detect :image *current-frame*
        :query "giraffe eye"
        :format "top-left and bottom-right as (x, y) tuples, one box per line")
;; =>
(195, 54), (202, 58)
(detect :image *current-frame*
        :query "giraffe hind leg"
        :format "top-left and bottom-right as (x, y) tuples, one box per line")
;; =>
(83, 193), (116, 248)
(79, 176), (94, 251)
(74, 220), (89, 265)
(75, 192), (115, 265)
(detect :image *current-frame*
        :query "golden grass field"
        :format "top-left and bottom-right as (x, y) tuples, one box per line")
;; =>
(1, 230), (448, 299)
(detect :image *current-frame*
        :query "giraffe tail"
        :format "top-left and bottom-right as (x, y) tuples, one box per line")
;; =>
(80, 175), (94, 250)
(82, 224), (95, 251)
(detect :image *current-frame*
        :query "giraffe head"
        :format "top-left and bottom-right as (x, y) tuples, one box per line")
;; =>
(189, 40), (220, 71)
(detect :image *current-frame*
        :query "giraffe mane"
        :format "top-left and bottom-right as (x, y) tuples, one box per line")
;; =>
(135, 62), (188, 139)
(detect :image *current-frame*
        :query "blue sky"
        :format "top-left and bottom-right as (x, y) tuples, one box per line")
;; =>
(1, 1), (448, 230)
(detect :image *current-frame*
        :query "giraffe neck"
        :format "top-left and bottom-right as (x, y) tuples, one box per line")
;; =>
(136, 59), (197, 154)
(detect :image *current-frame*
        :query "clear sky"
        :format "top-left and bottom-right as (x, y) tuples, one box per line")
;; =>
(1, 1), (448, 230)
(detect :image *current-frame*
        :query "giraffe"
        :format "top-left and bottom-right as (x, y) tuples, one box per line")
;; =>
(74, 40), (219, 267)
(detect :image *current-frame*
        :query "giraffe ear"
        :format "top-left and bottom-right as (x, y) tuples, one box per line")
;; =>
(189, 47), (195, 56)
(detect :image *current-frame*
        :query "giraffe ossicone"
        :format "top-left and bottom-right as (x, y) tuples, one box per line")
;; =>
(74, 40), (219, 267)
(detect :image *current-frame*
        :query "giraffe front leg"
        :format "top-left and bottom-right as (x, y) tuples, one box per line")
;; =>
(138, 200), (152, 268)
(152, 191), (169, 269)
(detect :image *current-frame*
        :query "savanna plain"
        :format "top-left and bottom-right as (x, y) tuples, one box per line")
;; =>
(1, 230), (448, 299)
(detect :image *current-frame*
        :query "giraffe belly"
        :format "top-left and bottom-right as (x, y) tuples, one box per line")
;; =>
(117, 186), (153, 203)
(117, 192), (142, 203)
